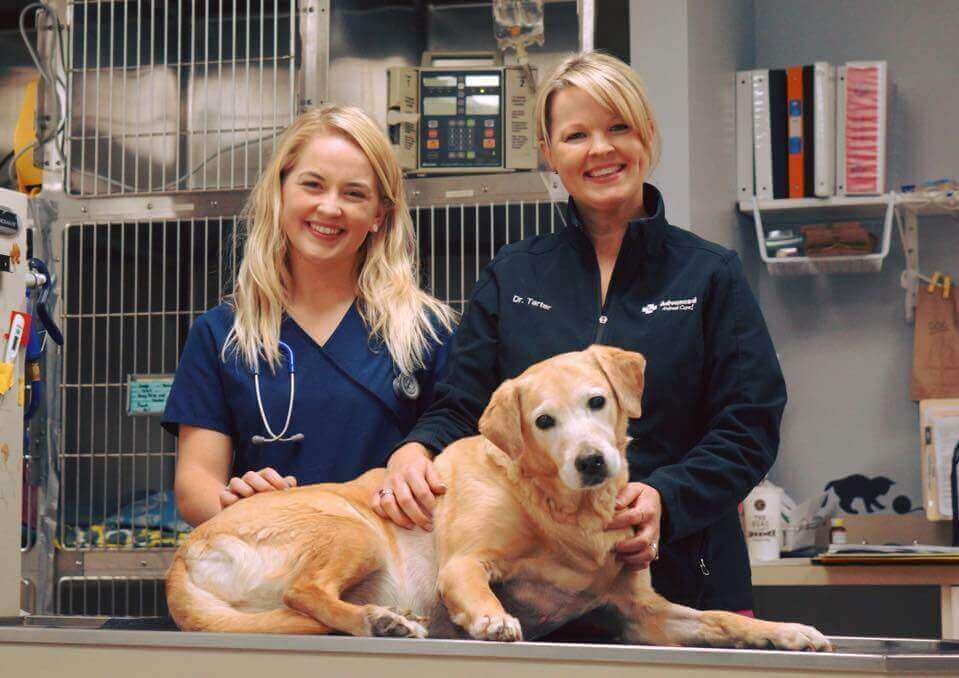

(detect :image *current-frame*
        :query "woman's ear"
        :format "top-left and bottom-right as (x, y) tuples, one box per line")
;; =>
(539, 138), (554, 173)
(373, 204), (388, 233)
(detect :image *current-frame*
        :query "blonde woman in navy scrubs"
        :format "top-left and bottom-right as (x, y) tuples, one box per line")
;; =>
(162, 105), (455, 527)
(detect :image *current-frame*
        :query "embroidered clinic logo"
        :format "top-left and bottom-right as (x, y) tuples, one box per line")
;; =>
(512, 295), (552, 311)
(642, 297), (697, 315)
(658, 296), (697, 312)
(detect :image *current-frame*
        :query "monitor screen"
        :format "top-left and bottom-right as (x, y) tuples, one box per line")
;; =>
(423, 75), (458, 88)
(465, 94), (499, 116)
(423, 96), (458, 116)
(465, 74), (500, 88)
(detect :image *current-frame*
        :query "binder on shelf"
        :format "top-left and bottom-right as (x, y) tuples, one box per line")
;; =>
(736, 70), (754, 200)
(736, 62), (844, 202)
(837, 60), (888, 196)
(786, 65), (805, 198)
(768, 68), (788, 199)
(801, 65), (815, 197)
(812, 61), (836, 197)
(751, 70), (773, 200)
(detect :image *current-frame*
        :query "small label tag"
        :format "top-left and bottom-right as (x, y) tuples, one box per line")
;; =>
(127, 374), (175, 415)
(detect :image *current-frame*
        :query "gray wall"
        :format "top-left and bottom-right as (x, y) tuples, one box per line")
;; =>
(687, 0), (755, 258)
(631, 0), (959, 515)
(755, 0), (959, 510)
(631, 0), (692, 228)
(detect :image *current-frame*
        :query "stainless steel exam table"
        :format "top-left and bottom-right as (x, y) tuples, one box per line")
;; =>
(3, 616), (959, 677)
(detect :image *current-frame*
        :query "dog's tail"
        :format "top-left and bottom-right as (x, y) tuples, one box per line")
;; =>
(166, 556), (330, 634)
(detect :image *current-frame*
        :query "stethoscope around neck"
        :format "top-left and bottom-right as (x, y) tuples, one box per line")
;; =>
(250, 340), (423, 445)
(252, 341), (304, 445)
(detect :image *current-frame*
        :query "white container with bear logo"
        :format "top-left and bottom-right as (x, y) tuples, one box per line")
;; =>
(744, 479), (784, 562)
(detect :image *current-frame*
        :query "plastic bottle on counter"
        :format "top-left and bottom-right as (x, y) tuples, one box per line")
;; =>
(744, 479), (784, 562)
(829, 518), (847, 546)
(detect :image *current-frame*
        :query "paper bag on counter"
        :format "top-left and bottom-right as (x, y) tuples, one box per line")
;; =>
(911, 285), (959, 400)
(780, 490), (837, 553)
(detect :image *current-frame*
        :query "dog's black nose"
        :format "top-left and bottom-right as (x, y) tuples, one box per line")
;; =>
(575, 453), (607, 486)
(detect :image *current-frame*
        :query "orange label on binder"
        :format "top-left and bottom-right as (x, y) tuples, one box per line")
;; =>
(786, 66), (804, 198)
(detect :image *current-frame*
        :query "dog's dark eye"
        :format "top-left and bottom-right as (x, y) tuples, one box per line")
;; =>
(588, 395), (606, 410)
(535, 414), (556, 430)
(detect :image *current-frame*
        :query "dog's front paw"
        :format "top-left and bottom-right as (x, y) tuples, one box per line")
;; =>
(468, 614), (523, 642)
(761, 622), (832, 652)
(365, 606), (428, 639)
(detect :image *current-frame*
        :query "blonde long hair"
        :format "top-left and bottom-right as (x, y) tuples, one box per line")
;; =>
(224, 105), (456, 374)
(534, 51), (661, 170)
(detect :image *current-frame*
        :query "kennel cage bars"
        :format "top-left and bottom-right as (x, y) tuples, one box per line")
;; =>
(63, 0), (302, 196)
(47, 198), (566, 616)
(20, 0), (591, 616)
(23, 0), (316, 615)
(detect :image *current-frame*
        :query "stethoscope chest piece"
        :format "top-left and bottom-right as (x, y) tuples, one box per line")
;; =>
(393, 372), (421, 401)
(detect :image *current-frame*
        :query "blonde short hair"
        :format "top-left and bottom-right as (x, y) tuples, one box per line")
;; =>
(224, 105), (455, 374)
(535, 51), (661, 170)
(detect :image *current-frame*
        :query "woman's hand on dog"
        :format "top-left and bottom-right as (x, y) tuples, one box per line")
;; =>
(607, 482), (662, 570)
(372, 442), (447, 531)
(220, 468), (297, 509)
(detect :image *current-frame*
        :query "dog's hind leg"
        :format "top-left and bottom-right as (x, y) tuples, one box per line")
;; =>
(166, 556), (332, 634)
(606, 571), (831, 651)
(282, 519), (427, 639)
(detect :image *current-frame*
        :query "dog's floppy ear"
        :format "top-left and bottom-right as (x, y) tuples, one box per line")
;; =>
(479, 378), (524, 458)
(589, 345), (646, 419)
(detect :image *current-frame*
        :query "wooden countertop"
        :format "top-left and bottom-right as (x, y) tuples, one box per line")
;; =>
(751, 557), (959, 586)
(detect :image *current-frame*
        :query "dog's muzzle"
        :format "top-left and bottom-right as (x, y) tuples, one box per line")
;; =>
(574, 452), (608, 486)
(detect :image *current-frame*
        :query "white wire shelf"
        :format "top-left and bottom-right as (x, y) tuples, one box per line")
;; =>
(740, 193), (896, 275)
(737, 195), (892, 215)
(739, 193), (959, 217)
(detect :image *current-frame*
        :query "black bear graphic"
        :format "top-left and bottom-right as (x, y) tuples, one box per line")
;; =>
(824, 474), (895, 514)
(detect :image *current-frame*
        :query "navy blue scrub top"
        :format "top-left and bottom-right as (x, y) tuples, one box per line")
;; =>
(161, 302), (449, 484)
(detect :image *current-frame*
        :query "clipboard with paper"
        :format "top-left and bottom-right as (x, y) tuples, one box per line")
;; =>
(919, 398), (959, 521)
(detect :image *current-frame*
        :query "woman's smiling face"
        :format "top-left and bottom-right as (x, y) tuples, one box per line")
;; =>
(280, 131), (385, 274)
(543, 86), (650, 223)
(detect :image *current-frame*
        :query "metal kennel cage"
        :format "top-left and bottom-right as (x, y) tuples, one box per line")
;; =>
(16, 0), (617, 615)
(64, 0), (301, 196)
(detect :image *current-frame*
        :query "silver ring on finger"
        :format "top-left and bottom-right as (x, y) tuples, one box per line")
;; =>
(379, 488), (394, 499)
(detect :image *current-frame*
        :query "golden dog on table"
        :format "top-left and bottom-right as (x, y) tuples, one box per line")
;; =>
(166, 346), (830, 651)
